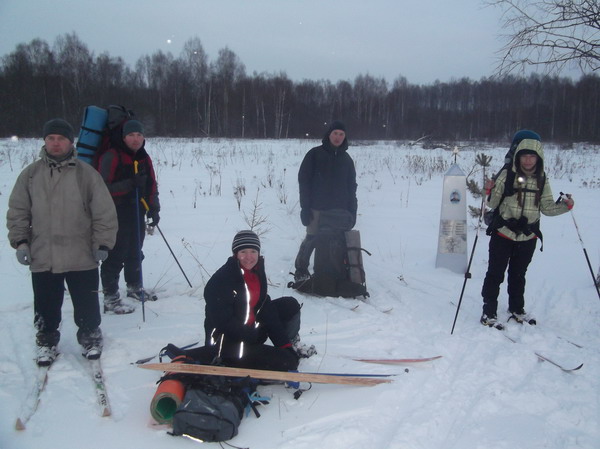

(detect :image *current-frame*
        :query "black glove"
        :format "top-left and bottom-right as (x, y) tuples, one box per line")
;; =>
(300, 208), (313, 226)
(147, 208), (160, 227)
(133, 173), (147, 189)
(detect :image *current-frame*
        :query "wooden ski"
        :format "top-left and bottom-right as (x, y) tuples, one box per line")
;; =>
(354, 355), (442, 365)
(139, 363), (393, 386)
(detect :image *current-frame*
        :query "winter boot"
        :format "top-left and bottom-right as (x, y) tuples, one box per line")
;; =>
(36, 345), (58, 367)
(104, 291), (135, 315)
(294, 269), (311, 283)
(480, 313), (504, 330)
(126, 284), (158, 301)
(159, 343), (189, 361)
(291, 334), (317, 358)
(509, 310), (537, 325)
(78, 328), (104, 360)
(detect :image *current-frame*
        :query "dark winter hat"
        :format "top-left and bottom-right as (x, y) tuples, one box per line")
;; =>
(327, 120), (346, 135)
(511, 130), (540, 147)
(43, 118), (74, 142)
(232, 230), (261, 254)
(122, 120), (144, 137)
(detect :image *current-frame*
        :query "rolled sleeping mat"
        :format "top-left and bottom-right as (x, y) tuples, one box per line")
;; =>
(76, 105), (108, 164)
(150, 378), (186, 424)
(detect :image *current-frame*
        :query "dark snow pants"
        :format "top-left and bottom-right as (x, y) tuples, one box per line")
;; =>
(481, 233), (537, 316)
(32, 268), (102, 347)
(193, 296), (301, 371)
(101, 204), (145, 294)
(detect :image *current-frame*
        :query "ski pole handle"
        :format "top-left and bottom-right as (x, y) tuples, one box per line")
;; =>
(558, 191), (574, 208)
(134, 160), (150, 212)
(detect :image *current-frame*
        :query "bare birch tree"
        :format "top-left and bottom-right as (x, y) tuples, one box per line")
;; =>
(487, 0), (600, 75)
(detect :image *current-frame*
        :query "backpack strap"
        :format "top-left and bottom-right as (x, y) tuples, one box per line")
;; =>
(486, 169), (546, 250)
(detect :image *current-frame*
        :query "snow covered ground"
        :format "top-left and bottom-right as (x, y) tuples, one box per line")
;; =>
(1, 137), (599, 449)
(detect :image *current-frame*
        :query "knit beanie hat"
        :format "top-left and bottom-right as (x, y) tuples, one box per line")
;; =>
(43, 118), (74, 142)
(122, 120), (144, 137)
(232, 230), (261, 254)
(327, 120), (346, 135)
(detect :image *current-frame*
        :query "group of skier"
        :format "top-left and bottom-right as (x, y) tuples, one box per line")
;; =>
(5, 116), (576, 371)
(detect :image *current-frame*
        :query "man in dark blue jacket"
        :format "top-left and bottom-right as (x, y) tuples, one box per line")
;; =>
(294, 121), (358, 281)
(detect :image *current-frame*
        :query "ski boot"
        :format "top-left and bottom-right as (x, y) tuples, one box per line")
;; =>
(104, 291), (135, 315)
(36, 345), (58, 367)
(509, 310), (537, 325)
(127, 284), (158, 301)
(480, 313), (504, 330)
(78, 328), (103, 360)
(291, 334), (317, 358)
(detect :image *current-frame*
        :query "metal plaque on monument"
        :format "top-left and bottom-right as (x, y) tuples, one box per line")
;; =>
(435, 162), (467, 273)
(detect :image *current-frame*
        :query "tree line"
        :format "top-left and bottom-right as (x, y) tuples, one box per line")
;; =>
(1, 33), (599, 142)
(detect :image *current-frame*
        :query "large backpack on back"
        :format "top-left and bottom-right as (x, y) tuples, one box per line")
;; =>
(290, 209), (369, 299)
(76, 104), (134, 166)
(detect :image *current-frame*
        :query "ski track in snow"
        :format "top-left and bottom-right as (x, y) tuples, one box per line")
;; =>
(1, 138), (599, 449)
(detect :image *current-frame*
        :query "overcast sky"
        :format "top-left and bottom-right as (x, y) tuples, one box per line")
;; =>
(0, 0), (548, 85)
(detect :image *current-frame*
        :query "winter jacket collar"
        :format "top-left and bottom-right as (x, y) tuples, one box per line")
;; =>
(40, 145), (77, 168)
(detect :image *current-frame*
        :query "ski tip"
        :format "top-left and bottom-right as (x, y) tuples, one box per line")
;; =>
(102, 407), (112, 418)
(15, 418), (25, 431)
(572, 363), (584, 371)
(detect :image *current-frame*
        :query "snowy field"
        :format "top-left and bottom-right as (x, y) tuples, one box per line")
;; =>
(1, 137), (599, 449)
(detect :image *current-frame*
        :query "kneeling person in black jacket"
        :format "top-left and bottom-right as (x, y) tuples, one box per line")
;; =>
(177, 230), (315, 372)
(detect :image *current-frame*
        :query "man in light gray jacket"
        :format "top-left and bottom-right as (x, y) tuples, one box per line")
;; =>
(7, 118), (118, 366)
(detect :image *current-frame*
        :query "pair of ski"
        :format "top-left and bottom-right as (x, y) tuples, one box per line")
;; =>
(139, 355), (443, 387)
(15, 358), (110, 431)
(484, 319), (583, 373)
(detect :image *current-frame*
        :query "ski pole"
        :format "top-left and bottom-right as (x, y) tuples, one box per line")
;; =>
(138, 195), (193, 289)
(134, 161), (146, 322)
(155, 224), (193, 288)
(451, 162), (488, 335)
(560, 192), (600, 301)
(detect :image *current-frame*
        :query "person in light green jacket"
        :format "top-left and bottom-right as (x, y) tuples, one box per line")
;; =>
(6, 119), (118, 366)
(480, 132), (574, 328)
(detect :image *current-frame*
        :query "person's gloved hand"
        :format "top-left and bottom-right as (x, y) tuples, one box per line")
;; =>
(300, 208), (312, 226)
(94, 245), (110, 262)
(147, 208), (160, 227)
(561, 192), (575, 209)
(133, 173), (147, 191)
(16, 243), (31, 265)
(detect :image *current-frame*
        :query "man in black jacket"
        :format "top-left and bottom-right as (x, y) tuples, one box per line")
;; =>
(294, 121), (358, 281)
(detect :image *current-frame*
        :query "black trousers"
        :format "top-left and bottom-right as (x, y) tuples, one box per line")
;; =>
(194, 297), (301, 372)
(32, 268), (101, 347)
(185, 344), (299, 372)
(481, 233), (537, 316)
(101, 204), (145, 294)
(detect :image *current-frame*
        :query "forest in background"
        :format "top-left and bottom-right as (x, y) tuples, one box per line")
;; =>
(1, 33), (599, 143)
